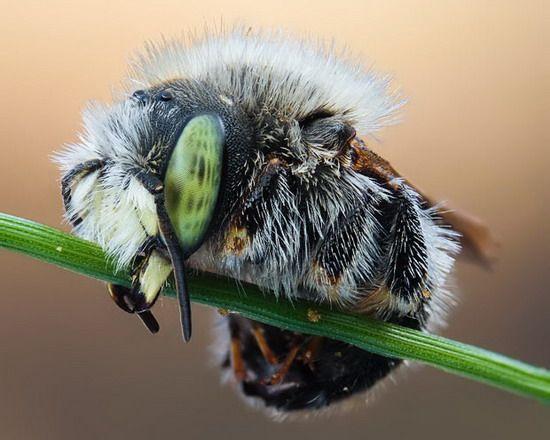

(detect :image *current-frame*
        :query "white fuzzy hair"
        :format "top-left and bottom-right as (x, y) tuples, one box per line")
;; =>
(129, 27), (403, 134)
(56, 102), (161, 269)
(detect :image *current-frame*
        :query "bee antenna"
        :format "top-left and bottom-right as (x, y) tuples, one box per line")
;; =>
(174, 260), (192, 342)
(156, 202), (192, 342)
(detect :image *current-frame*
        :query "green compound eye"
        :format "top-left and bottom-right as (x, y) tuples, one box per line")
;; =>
(164, 114), (224, 255)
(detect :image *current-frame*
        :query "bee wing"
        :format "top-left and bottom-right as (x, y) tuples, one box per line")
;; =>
(349, 138), (498, 268)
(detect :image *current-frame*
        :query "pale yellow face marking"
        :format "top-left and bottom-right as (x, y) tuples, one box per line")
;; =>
(139, 251), (172, 304)
(140, 208), (159, 237)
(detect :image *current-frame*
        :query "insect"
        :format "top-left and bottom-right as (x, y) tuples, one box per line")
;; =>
(56, 29), (494, 415)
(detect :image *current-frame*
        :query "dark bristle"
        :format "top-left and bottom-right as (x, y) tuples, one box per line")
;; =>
(137, 311), (160, 334)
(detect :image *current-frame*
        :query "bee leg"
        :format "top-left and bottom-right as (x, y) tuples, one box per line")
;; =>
(225, 316), (410, 412)
(107, 284), (160, 334)
(229, 319), (247, 381)
(137, 310), (161, 333)
(266, 336), (325, 384)
(301, 336), (324, 370)
(268, 336), (302, 385)
(107, 243), (172, 334)
(61, 159), (105, 226)
(382, 184), (431, 316)
(251, 323), (279, 365)
(312, 192), (382, 304)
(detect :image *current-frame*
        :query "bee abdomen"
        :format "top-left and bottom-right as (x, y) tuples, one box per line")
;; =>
(221, 315), (420, 413)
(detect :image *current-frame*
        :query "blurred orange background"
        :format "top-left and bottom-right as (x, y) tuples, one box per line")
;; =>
(1, 1), (548, 439)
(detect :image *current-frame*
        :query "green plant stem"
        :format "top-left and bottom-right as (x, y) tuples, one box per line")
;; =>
(1, 212), (549, 403)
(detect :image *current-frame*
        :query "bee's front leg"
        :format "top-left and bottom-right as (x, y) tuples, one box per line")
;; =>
(107, 284), (160, 333)
(61, 158), (105, 226)
(108, 237), (172, 333)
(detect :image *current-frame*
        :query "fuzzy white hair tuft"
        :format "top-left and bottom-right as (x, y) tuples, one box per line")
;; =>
(128, 26), (404, 136)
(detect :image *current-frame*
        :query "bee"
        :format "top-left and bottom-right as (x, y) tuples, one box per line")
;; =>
(56, 28), (494, 415)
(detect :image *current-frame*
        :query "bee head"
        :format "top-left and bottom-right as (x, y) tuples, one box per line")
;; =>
(131, 81), (255, 255)
(58, 80), (254, 340)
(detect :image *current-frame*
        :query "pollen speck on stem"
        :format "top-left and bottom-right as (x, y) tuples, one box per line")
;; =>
(217, 308), (230, 317)
(307, 308), (321, 323)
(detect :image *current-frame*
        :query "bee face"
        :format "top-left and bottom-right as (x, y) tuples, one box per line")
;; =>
(127, 81), (256, 253)
(57, 29), (465, 414)
(59, 79), (259, 337)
